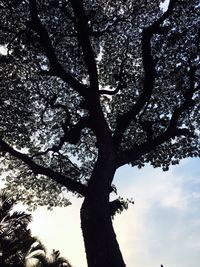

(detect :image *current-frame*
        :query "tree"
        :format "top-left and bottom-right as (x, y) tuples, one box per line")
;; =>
(0, 0), (199, 266)
(0, 190), (71, 267)
(25, 241), (72, 267)
(0, 190), (32, 267)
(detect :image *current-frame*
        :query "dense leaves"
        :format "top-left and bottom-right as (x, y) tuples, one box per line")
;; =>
(0, 0), (200, 207)
(26, 242), (72, 267)
(0, 0), (199, 211)
(0, 190), (72, 267)
(0, 1), (199, 266)
(0, 190), (33, 266)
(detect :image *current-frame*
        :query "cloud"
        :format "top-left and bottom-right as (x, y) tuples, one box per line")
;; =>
(112, 159), (200, 267)
(27, 158), (200, 267)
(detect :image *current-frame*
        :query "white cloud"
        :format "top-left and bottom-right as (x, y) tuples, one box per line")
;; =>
(27, 159), (200, 267)
(112, 160), (200, 267)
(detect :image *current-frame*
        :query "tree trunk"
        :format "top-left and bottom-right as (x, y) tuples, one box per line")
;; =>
(81, 197), (126, 267)
(79, 141), (126, 267)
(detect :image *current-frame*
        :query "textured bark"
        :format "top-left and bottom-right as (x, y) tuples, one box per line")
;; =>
(80, 145), (126, 267)
(81, 198), (126, 267)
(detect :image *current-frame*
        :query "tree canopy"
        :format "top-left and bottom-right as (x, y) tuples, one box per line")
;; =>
(0, 0), (199, 207)
(0, 1), (200, 266)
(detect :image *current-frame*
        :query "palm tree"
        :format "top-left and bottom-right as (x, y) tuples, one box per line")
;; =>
(0, 190), (73, 267)
(48, 250), (72, 267)
(0, 190), (32, 267)
(25, 240), (72, 267)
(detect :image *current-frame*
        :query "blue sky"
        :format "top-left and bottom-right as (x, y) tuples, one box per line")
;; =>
(1, 1), (199, 266)
(28, 157), (200, 267)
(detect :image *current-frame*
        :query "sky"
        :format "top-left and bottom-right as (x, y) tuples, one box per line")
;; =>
(1, 1), (199, 266)
(27, 157), (200, 267)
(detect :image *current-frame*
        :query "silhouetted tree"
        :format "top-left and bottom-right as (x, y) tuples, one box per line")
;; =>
(0, 191), (71, 267)
(26, 241), (72, 267)
(0, 190), (32, 267)
(0, 1), (199, 267)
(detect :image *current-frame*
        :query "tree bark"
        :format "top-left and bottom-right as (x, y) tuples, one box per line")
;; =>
(81, 197), (126, 267)
(80, 146), (126, 267)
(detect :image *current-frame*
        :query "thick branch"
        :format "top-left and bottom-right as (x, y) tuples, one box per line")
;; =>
(30, 117), (92, 158)
(28, 0), (87, 98)
(36, 0), (111, 146)
(168, 99), (195, 131)
(0, 139), (87, 197)
(35, 86), (72, 127)
(69, 0), (98, 89)
(113, 0), (177, 146)
(113, 29), (155, 144)
(118, 95), (195, 167)
(62, 116), (92, 145)
(117, 127), (191, 167)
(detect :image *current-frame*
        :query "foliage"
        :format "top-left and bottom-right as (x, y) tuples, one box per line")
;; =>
(0, 1), (199, 266)
(0, 190), (33, 266)
(26, 241), (72, 267)
(110, 197), (134, 218)
(0, 190), (72, 267)
(0, 0), (199, 208)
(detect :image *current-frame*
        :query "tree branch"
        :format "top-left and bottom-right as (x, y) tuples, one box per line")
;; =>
(29, 0), (111, 147)
(113, 0), (177, 146)
(69, 0), (99, 89)
(62, 116), (92, 145)
(117, 127), (191, 167)
(168, 99), (195, 131)
(0, 139), (88, 197)
(99, 54), (128, 95)
(98, 81), (126, 96)
(36, 85), (72, 126)
(118, 94), (195, 167)
(28, 0), (88, 98)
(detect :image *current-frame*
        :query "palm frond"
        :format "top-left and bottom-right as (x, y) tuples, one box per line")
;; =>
(0, 190), (16, 219)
